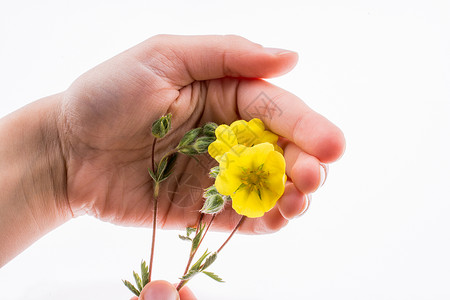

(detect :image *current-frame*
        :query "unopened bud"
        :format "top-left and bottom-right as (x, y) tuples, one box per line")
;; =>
(203, 185), (219, 198)
(151, 113), (172, 138)
(177, 128), (201, 148)
(177, 145), (198, 156)
(209, 166), (220, 179)
(201, 194), (225, 214)
(193, 136), (215, 154)
(202, 122), (218, 137)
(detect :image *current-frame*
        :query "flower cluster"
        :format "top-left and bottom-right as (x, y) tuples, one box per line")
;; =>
(206, 118), (286, 218)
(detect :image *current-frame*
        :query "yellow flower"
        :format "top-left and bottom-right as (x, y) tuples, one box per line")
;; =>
(215, 143), (286, 218)
(208, 118), (282, 162)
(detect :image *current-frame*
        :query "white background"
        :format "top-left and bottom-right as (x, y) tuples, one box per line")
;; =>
(1, 1), (449, 299)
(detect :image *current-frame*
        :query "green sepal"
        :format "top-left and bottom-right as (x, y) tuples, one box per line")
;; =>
(202, 271), (224, 282)
(122, 280), (140, 297)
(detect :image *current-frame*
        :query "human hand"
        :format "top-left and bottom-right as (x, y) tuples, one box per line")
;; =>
(129, 281), (196, 300)
(59, 34), (345, 233)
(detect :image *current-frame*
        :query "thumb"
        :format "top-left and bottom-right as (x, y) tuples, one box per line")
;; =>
(139, 280), (179, 300)
(136, 34), (299, 86)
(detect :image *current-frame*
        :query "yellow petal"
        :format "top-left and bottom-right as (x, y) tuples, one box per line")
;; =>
(256, 130), (278, 144)
(231, 188), (266, 218)
(230, 120), (262, 147)
(248, 118), (266, 131)
(208, 125), (237, 161)
(246, 142), (274, 169)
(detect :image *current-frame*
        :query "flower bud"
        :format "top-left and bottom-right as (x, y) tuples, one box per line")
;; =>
(201, 194), (225, 214)
(209, 166), (220, 179)
(151, 113), (172, 138)
(177, 145), (198, 155)
(177, 128), (201, 148)
(202, 122), (218, 137)
(193, 136), (215, 154)
(203, 185), (219, 198)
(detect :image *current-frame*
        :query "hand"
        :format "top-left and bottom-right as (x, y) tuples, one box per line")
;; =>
(59, 34), (345, 233)
(129, 281), (196, 300)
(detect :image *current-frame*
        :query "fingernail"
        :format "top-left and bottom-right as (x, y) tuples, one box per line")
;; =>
(319, 163), (329, 187)
(142, 281), (179, 300)
(296, 194), (312, 218)
(263, 47), (296, 56)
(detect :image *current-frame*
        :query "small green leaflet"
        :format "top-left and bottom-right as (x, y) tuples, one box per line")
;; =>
(122, 280), (140, 297)
(141, 260), (150, 287)
(133, 271), (143, 291)
(178, 234), (192, 241)
(202, 271), (224, 282)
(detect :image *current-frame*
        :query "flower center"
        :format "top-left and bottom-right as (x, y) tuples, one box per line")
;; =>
(240, 165), (268, 194)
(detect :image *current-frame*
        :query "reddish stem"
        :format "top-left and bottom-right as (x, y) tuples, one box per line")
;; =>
(217, 216), (246, 253)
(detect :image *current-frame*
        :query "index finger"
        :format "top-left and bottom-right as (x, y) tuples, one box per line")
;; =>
(237, 79), (345, 163)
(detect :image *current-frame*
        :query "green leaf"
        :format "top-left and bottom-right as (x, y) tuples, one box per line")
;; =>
(148, 168), (157, 182)
(133, 271), (143, 291)
(178, 234), (192, 241)
(190, 249), (210, 271)
(179, 269), (199, 281)
(122, 280), (140, 297)
(202, 271), (224, 283)
(159, 153), (177, 182)
(201, 252), (217, 271)
(156, 156), (168, 182)
(141, 260), (150, 287)
(186, 227), (196, 237)
(191, 224), (205, 252)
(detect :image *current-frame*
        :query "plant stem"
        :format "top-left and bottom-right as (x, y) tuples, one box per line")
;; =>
(151, 137), (157, 173)
(148, 181), (159, 283)
(176, 214), (216, 291)
(217, 216), (246, 254)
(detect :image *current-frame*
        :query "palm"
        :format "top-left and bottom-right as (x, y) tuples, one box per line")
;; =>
(60, 35), (345, 234)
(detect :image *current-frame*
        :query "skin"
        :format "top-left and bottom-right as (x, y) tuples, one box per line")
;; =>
(0, 35), (345, 298)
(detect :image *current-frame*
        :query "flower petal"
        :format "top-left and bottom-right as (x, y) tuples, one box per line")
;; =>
(231, 188), (266, 218)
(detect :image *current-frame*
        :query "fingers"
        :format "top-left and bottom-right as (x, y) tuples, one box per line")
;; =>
(276, 181), (310, 220)
(236, 79), (346, 163)
(138, 34), (298, 86)
(139, 280), (179, 300)
(282, 140), (323, 194)
(136, 280), (197, 300)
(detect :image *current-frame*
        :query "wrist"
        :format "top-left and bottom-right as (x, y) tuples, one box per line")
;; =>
(0, 93), (72, 266)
